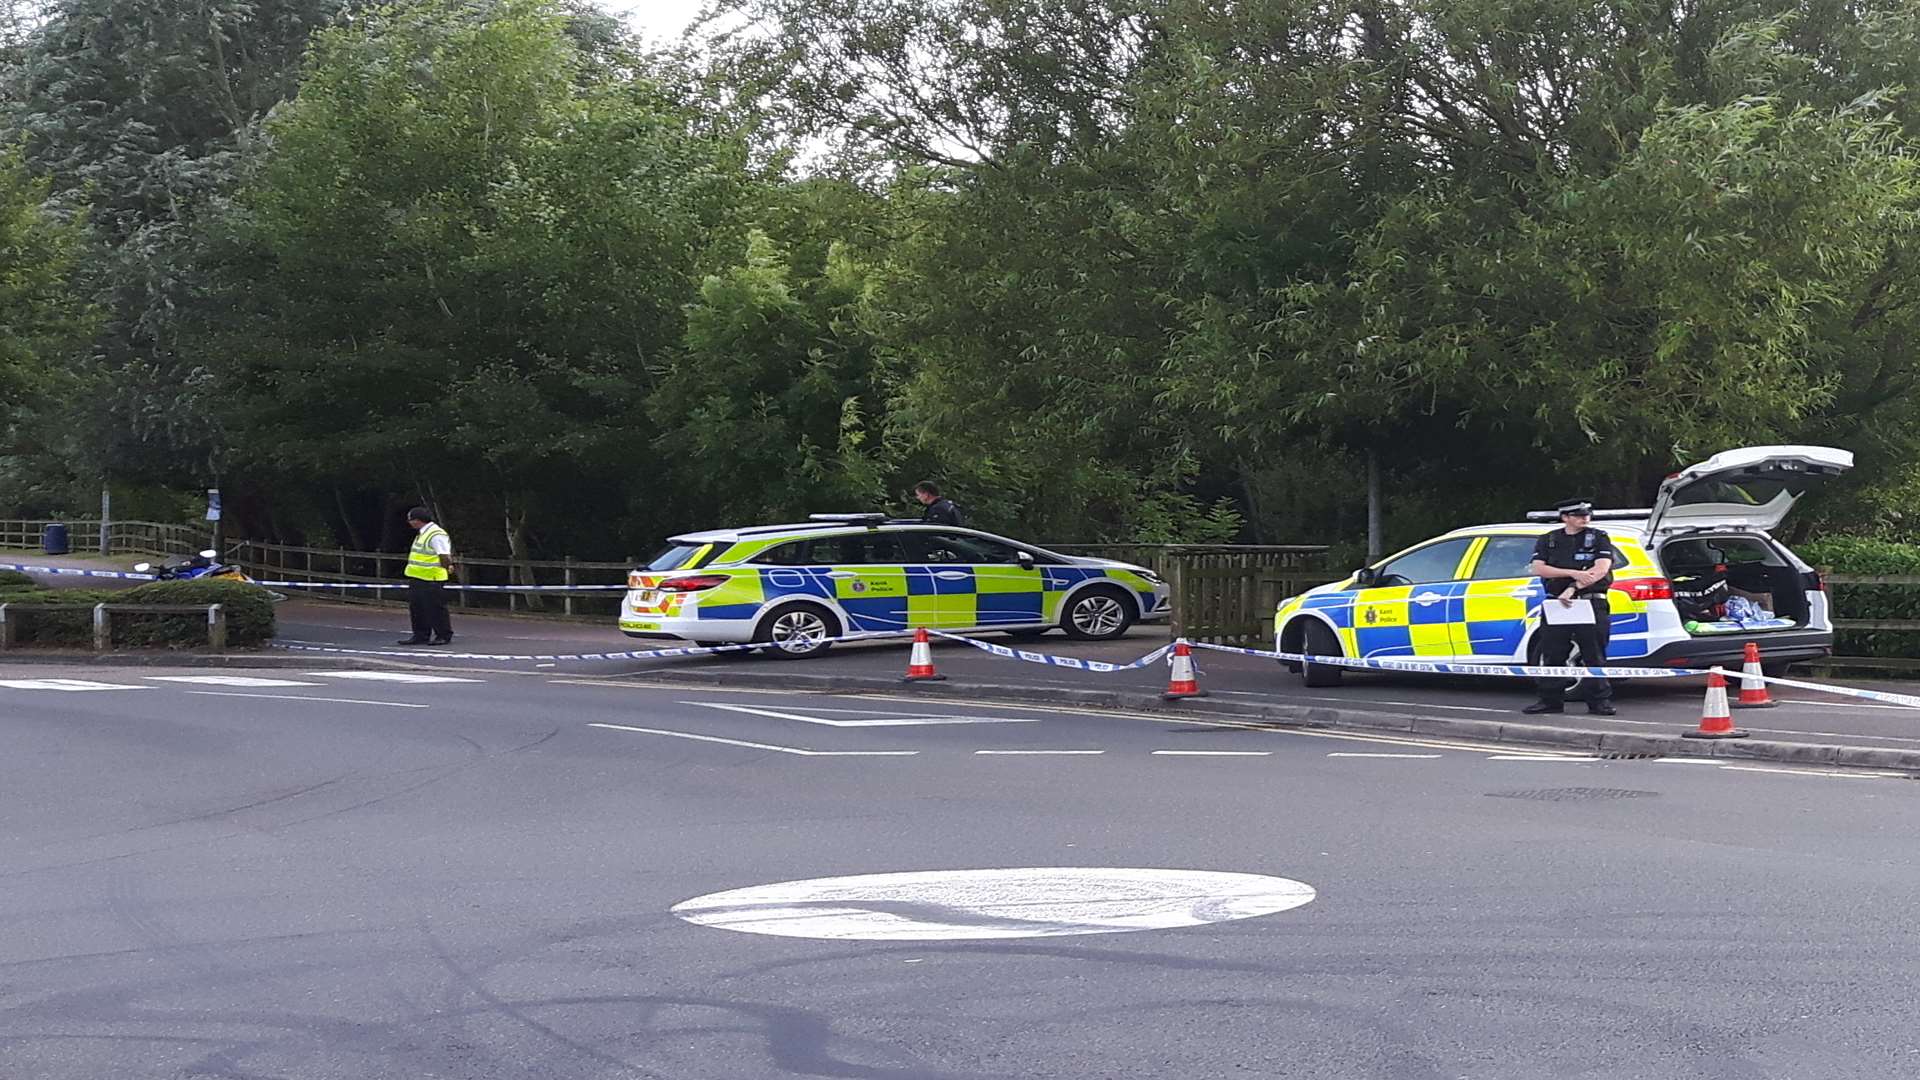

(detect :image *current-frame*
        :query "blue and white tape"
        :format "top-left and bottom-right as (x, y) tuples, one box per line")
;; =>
(1, 562), (626, 591)
(1718, 667), (1920, 710)
(0, 562), (157, 581)
(1187, 640), (1708, 680)
(930, 630), (1170, 672)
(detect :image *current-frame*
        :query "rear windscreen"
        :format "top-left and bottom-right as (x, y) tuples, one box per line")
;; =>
(642, 544), (709, 571)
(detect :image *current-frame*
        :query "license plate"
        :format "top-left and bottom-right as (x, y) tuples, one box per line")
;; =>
(625, 621), (661, 631)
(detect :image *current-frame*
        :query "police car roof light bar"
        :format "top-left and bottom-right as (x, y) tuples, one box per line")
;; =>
(807, 513), (888, 526)
(1522, 508), (1654, 522)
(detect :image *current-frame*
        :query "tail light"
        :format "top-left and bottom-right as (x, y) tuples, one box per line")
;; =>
(1613, 577), (1673, 602)
(658, 574), (730, 592)
(627, 571), (646, 588)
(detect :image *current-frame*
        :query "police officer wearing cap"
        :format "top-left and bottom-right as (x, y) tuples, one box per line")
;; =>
(1522, 499), (1617, 716)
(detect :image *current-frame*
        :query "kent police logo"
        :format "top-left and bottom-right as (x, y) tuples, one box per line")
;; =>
(851, 580), (869, 593)
(1363, 606), (1379, 626)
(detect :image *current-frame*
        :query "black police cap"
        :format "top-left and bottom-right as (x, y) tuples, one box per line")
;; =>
(1554, 499), (1594, 517)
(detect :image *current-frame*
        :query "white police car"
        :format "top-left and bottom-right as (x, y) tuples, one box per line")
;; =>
(620, 515), (1170, 656)
(1273, 446), (1852, 685)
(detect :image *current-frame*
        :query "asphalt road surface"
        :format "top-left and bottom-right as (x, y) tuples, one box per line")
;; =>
(4, 664), (1919, 1079)
(268, 599), (1920, 756)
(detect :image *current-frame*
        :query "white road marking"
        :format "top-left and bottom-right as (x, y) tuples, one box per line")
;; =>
(1488, 755), (1601, 761)
(588, 723), (917, 756)
(1293, 694), (1511, 714)
(1655, 757), (1724, 765)
(1327, 752), (1444, 759)
(974, 749), (1104, 755)
(685, 701), (1039, 727)
(1151, 750), (1271, 757)
(671, 867), (1318, 941)
(0, 679), (151, 692)
(305, 671), (482, 683)
(184, 691), (428, 709)
(1717, 765), (1905, 780)
(1774, 698), (1918, 712)
(144, 676), (320, 687)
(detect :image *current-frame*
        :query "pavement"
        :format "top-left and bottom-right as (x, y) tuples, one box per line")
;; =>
(3, 665), (1918, 1079)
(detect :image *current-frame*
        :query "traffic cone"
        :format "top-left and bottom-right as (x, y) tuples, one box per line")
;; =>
(902, 626), (946, 682)
(1731, 641), (1777, 709)
(1163, 640), (1207, 700)
(1682, 670), (1748, 739)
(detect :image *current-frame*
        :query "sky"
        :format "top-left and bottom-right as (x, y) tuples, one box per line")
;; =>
(607, 0), (705, 45)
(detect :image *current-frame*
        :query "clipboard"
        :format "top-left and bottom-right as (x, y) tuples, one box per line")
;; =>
(1541, 598), (1596, 625)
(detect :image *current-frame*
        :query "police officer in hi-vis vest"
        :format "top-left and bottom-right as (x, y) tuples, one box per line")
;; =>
(398, 506), (456, 646)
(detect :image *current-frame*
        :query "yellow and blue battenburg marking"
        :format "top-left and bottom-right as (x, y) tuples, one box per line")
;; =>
(659, 563), (1158, 632)
(1280, 579), (1656, 661)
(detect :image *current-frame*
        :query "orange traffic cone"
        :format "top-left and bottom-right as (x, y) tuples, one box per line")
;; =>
(1731, 641), (1777, 709)
(1163, 640), (1206, 700)
(903, 626), (946, 682)
(1682, 670), (1748, 739)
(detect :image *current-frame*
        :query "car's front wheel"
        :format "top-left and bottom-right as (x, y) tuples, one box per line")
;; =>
(752, 602), (840, 659)
(1061, 586), (1134, 641)
(1299, 619), (1345, 687)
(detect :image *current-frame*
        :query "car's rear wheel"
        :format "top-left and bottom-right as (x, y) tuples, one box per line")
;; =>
(1300, 620), (1345, 687)
(1061, 586), (1134, 641)
(752, 602), (840, 659)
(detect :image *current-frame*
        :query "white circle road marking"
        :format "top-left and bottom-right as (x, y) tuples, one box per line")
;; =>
(671, 867), (1317, 941)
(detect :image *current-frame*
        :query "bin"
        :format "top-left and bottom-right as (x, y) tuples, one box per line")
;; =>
(42, 523), (70, 555)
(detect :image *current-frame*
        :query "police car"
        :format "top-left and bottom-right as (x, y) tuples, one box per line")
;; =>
(620, 514), (1170, 657)
(1272, 446), (1853, 686)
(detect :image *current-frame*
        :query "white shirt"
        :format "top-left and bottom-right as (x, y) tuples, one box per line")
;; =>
(423, 529), (452, 556)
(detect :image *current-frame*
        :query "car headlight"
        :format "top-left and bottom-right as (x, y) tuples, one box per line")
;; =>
(1137, 570), (1165, 586)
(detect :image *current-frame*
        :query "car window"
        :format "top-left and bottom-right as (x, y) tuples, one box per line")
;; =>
(1468, 536), (1539, 580)
(1376, 538), (1473, 585)
(900, 531), (1024, 565)
(643, 544), (707, 571)
(751, 540), (813, 566)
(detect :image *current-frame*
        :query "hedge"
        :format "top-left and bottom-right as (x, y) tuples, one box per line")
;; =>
(0, 579), (276, 649)
(1794, 537), (1920, 660)
(0, 570), (35, 588)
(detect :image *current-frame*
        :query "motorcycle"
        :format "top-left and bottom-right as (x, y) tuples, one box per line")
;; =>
(133, 550), (283, 600)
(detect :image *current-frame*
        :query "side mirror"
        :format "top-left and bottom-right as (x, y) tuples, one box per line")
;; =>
(1352, 566), (1379, 587)
(133, 562), (152, 572)
(1015, 550), (1035, 570)
(199, 549), (219, 559)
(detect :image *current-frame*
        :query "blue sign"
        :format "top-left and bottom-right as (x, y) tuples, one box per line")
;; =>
(205, 488), (222, 522)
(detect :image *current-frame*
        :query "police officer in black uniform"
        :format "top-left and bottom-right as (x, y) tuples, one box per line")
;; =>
(1523, 498), (1617, 716)
(914, 481), (964, 526)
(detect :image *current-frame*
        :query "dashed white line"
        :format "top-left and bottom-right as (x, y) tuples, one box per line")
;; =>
(1327, 752), (1444, 759)
(685, 701), (1038, 727)
(145, 675), (320, 687)
(1487, 755), (1601, 762)
(1152, 750), (1271, 757)
(973, 749), (1105, 756)
(0, 679), (150, 692)
(305, 671), (483, 683)
(184, 691), (428, 709)
(588, 723), (917, 756)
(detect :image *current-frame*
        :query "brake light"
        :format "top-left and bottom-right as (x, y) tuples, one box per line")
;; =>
(658, 574), (730, 592)
(627, 571), (645, 588)
(1613, 577), (1673, 602)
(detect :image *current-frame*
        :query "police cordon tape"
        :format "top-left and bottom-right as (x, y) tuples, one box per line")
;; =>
(272, 628), (1173, 671)
(1186, 640), (1709, 680)
(0, 562), (626, 590)
(1707, 666), (1920, 710)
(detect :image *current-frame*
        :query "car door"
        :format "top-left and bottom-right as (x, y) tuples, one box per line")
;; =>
(1349, 538), (1475, 659)
(823, 533), (913, 634)
(945, 532), (1047, 628)
(1456, 534), (1547, 659)
(895, 530), (986, 629)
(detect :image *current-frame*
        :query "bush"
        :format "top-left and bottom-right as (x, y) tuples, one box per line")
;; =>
(1795, 537), (1920, 660)
(0, 580), (275, 649)
(0, 570), (35, 587)
(118, 579), (277, 647)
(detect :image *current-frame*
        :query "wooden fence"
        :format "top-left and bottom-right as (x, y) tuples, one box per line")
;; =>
(5, 520), (1335, 640)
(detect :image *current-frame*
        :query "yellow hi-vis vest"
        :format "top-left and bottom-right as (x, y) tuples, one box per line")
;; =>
(405, 523), (451, 581)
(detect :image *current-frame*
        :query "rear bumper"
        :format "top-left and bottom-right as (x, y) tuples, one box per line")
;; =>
(1641, 628), (1833, 668)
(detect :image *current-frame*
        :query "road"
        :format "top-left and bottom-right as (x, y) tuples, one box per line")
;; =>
(3, 665), (1918, 1079)
(267, 598), (1920, 758)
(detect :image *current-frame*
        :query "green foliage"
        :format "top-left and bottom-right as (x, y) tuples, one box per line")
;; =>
(0, 579), (273, 647)
(0, 569), (35, 587)
(119, 578), (275, 646)
(1796, 536), (1920, 660)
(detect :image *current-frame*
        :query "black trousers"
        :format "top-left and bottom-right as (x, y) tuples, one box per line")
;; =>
(1534, 594), (1611, 706)
(408, 579), (453, 642)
